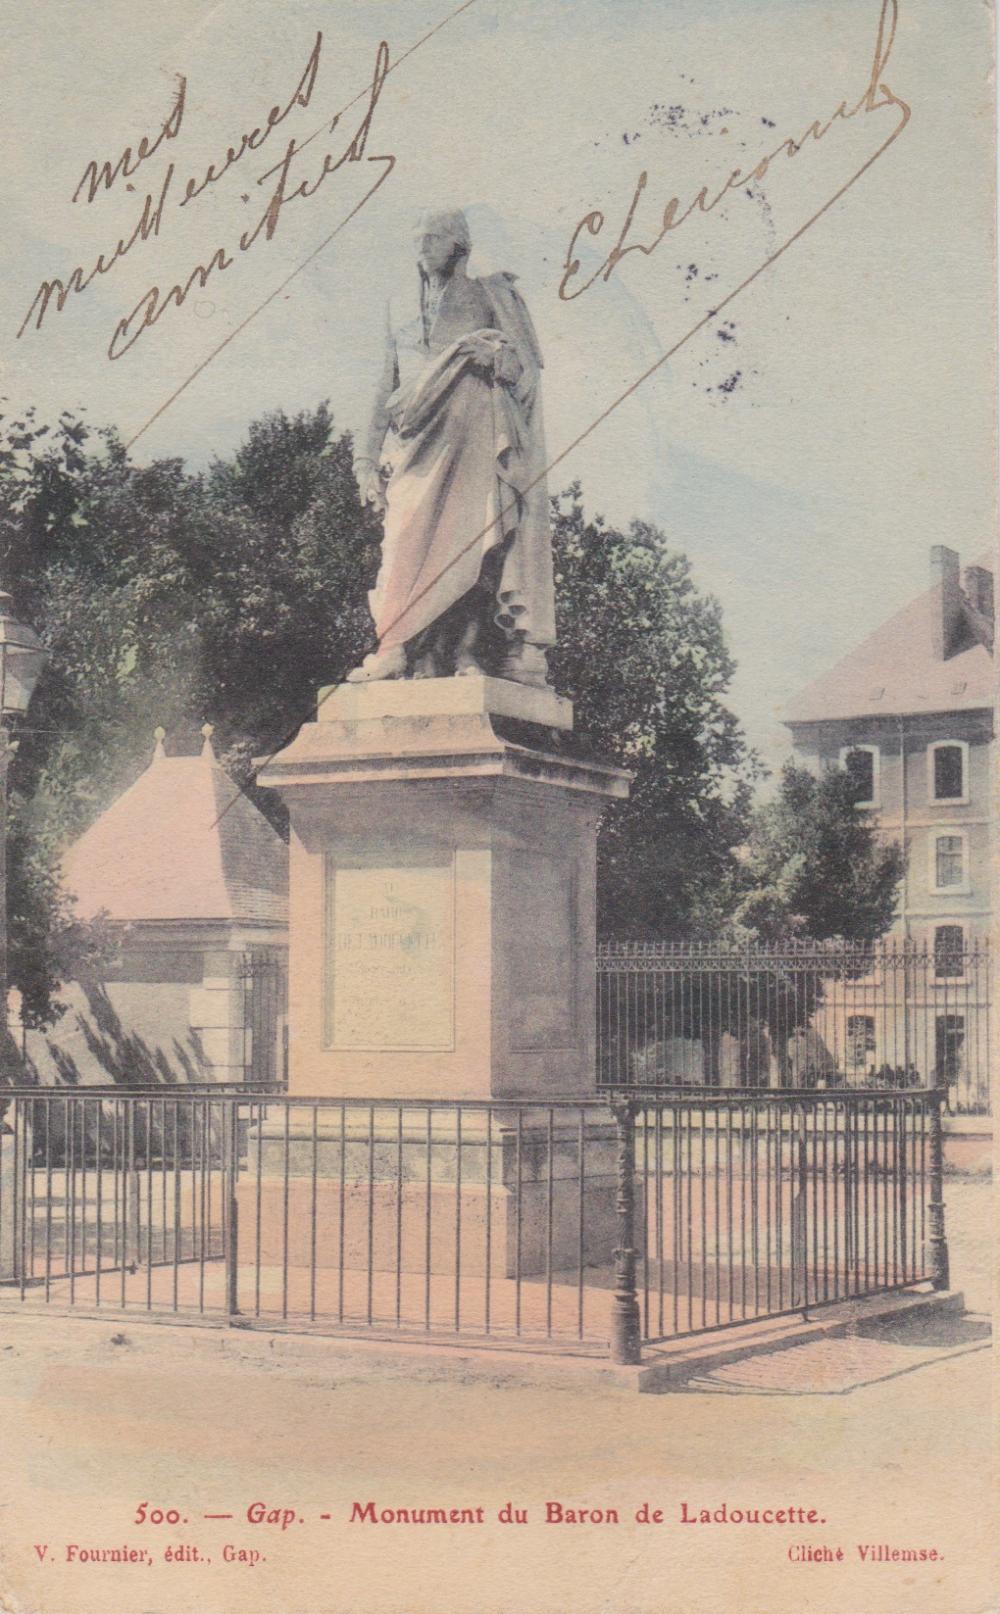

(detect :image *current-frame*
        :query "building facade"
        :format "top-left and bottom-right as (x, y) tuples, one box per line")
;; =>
(22, 728), (289, 1090)
(785, 546), (994, 1107)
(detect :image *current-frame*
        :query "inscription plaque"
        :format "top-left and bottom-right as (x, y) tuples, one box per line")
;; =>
(324, 850), (455, 1050)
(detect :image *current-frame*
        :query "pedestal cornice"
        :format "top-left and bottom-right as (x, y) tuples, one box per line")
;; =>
(258, 694), (630, 803)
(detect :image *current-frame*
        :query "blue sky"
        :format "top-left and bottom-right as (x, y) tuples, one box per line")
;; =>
(1, 0), (994, 778)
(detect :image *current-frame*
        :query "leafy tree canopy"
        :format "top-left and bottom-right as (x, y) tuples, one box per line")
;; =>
(2, 402), (378, 1024)
(731, 761), (905, 944)
(0, 411), (900, 1027)
(548, 487), (758, 939)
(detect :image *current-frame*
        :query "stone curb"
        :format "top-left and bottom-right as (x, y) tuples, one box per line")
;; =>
(0, 1286), (966, 1396)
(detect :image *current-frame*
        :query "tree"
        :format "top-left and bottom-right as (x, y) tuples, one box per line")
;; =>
(674, 761), (907, 1085)
(732, 761), (905, 944)
(548, 486), (759, 940)
(5, 410), (897, 1040)
(1, 402), (380, 1025)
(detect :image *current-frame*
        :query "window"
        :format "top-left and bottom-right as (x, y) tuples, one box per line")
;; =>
(846, 1014), (876, 1069)
(839, 744), (879, 807)
(934, 924), (964, 979)
(932, 833), (967, 892)
(928, 740), (968, 804)
(935, 1015), (966, 1085)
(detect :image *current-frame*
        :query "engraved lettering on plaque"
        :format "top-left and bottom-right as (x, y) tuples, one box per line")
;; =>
(324, 851), (455, 1050)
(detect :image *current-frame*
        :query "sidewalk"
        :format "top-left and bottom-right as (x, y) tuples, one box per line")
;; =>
(0, 1179), (992, 1614)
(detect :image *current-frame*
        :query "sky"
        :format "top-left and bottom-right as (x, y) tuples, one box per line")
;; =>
(0, 0), (995, 778)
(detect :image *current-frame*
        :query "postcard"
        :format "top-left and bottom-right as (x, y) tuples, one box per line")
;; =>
(0, 1), (995, 1611)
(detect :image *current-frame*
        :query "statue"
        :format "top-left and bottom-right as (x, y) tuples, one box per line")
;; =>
(349, 209), (555, 687)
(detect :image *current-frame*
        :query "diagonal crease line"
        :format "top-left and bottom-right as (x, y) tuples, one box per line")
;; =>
(270, 0), (482, 169)
(124, 159), (398, 453)
(124, 0), (482, 453)
(210, 93), (911, 831)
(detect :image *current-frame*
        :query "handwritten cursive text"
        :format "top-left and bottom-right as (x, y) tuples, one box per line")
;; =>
(179, 32), (322, 207)
(107, 42), (393, 359)
(72, 76), (186, 205)
(559, 0), (908, 301)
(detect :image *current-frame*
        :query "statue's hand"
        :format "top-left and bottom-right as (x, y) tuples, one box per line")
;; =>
(493, 340), (523, 388)
(354, 457), (387, 517)
(463, 331), (503, 372)
(464, 331), (523, 387)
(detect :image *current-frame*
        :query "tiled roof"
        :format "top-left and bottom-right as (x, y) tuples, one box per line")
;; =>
(62, 736), (288, 925)
(785, 578), (995, 725)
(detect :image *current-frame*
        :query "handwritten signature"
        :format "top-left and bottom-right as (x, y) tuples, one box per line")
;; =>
(559, 0), (909, 302)
(17, 33), (395, 360)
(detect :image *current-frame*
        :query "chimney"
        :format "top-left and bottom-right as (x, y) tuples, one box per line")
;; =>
(929, 545), (962, 660)
(963, 564), (994, 624)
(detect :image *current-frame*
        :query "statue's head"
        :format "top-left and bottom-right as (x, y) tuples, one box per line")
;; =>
(413, 208), (471, 276)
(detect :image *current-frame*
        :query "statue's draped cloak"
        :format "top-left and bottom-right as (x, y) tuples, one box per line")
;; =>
(365, 272), (556, 653)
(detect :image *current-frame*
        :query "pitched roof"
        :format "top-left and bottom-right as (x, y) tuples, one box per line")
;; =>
(785, 575), (996, 726)
(62, 734), (288, 925)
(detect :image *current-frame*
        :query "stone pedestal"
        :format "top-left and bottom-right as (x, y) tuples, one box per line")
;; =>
(250, 677), (630, 1282)
(237, 1112), (624, 1280)
(258, 676), (629, 1102)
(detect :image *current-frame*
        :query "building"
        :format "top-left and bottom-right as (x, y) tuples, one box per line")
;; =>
(23, 727), (288, 1089)
(785, 546), (994, 1109)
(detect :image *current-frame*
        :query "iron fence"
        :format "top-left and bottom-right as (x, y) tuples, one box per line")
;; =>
(239, 950), (288, 1089)
(598, 939), (992, 1113)
(0, 1085), (949, 1361)
(630, 1090), (943, 1346)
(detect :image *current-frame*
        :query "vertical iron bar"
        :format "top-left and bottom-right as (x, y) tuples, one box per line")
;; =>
(310, 1105), (319, 1323)
(366, 1104), (375, 1327)
(44, 1097), (53, 1303)
(544, 1107), (553, 1339)
(640, 1104), (649, 1338)
(225, 1100), (240, 1320)
(127, 1101), (138, 1298)
(610, 1100), (641, 1365)
(927, 1090), (950, 1289)
(424, 1108), (432, 1332)
(338, 1104), (346, 1323)
(23, 1096), (34, 1297)
(197, 1098), (207, 1314)
(66, 1094), (75, 1305)
(726, 1103), (734, 1322)
(455, 1106), (463, 1334)
(514, 1110), (523, 1338)
(672, 1099), (681, 1336)
(172, 1102), (180, 1313)
(575, 1107), (584, 1342)
(655, 1103), (664, 1339)
(395, 1106), (403, 1328)
(282, 1103), (291, 1320)
(95, 1103), (104, 1304)
(485, 1106), (493, 1337)
(254, 1100), (263, 1318)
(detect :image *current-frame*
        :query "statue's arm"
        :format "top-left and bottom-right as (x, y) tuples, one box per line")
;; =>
(354, 303), (398, 507)
(480, 274), (543, 412)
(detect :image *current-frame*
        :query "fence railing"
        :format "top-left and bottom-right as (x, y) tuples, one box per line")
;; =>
(0, 1085), (949, 1361)
(597, 939), (992, 1113)
(239, 950), (288, 1090)
(630, 1090), (944, 1347)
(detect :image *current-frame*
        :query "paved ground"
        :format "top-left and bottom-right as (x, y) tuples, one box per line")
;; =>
(0, 1178), (992, 1614)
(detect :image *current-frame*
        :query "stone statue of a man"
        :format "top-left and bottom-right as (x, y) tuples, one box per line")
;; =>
(349, 209), (555, 687)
